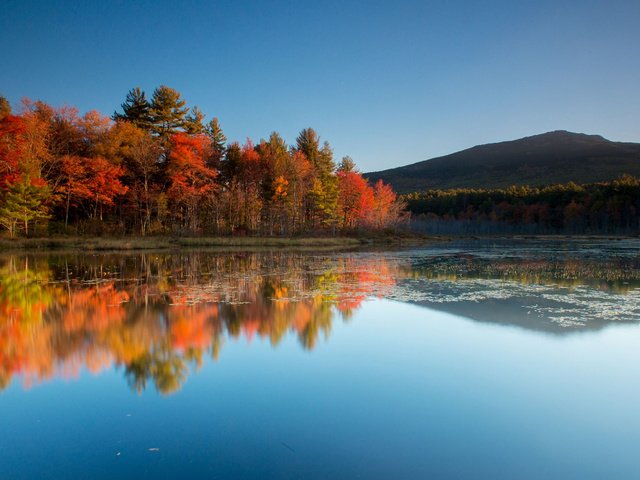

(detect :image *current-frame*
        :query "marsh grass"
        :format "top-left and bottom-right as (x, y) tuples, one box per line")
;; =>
(0, 235), (371, 252)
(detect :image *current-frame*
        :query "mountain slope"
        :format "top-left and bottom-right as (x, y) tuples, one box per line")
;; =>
(366, 131), (640, 193)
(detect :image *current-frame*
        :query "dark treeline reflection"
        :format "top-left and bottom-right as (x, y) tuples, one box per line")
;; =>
(410, 254), (640, 293)
(0, 252), (400, 394)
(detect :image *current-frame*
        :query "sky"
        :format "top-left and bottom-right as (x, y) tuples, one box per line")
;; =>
(1, 0), (639, 172)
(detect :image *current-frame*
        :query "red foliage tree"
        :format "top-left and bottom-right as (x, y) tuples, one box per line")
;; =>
(0, 115), (26, 189)
(337, 171), (374, 229)
(166, 133), (217, 232)
(368, 180), (406, 230)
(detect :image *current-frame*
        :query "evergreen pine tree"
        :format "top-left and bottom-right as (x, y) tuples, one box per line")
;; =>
(113, 87), (152, 129)
(318, 141), (336, 177)
(296, 130), (338, 230)
(206, 117), (227, 154)
(149, 85), (189, 138)
(295, 128), (320, 166)
(0, 176), (50, 236)
(184, 106), (206, 134)
(316, 141), (339, 228)
(221, 142), (241, 182)
(338, 155), (356, 173)
(0, 95), (11, 121)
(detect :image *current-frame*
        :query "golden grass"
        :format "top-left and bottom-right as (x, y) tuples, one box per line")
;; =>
(0, 235), (371, 252)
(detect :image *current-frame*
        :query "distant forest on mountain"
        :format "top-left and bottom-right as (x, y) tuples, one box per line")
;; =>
(406, 176), (640, 235)
(0, 88), (405, 237)
(369, 130), (640, 235)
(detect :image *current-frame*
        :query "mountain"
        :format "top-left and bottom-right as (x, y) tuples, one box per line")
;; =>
(365, 131), (640, 193)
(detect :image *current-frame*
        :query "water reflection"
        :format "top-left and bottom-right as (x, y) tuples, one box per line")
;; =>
(390, 240), (640, 332)
(1, 242), (638, 393)
(0, 252), (399, 394)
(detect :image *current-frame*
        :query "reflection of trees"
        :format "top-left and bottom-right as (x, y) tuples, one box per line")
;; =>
(2, 251), (636, 394)
(0, 253), (400, 394)
(413, 256), (640, 293)
(125, 346), (189, 395)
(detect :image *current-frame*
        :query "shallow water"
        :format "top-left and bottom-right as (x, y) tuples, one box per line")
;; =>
(1, 240), (639, 479)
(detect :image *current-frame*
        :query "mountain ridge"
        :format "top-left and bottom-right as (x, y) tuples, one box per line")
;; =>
(365, 131), (640, 193)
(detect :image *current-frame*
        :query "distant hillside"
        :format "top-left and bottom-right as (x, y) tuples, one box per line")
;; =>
(366, 131), (640, 193)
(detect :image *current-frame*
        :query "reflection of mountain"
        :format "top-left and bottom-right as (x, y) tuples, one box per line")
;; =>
(400, 288), (618, 335)
(391, 247), (640, 334)
(1, 244), (638, 393)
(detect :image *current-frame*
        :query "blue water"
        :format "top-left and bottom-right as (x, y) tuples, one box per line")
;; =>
(1, 244), (639, 479)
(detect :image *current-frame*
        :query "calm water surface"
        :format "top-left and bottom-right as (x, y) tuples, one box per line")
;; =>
(1, 240), (640, 479)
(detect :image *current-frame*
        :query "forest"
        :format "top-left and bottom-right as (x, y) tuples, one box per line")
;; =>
(405, 176), (640, 235)
(0, 87), (406, 237)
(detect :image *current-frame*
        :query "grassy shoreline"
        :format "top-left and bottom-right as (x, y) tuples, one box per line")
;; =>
(0, 233), (636, 253)
(0, 235), (421, 252)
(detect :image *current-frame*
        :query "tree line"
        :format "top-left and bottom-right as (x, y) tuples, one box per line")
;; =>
(405, 176), (640, 235)
(0, 87), (406, 237)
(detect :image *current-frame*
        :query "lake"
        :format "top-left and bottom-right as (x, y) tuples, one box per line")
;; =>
(1, 239), (640, 479)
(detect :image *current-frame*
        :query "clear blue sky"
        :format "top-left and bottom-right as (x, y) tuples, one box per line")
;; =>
(1, 0), (638, 171)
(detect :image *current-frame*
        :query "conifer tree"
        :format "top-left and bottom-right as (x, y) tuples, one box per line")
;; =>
(221, 142), (241, 182)
(295, 128), (320, 166)
(184, 106), (206, 134)
(338, 155), (356, 173)
(206, 117), (227, 155)
(316, 142), (339, 229)
(149, 86), (189, 138)
(318, 141), (336, 177)
(0, 95), (11, 121)
(113, 87), (152, 129)
(0, 176), (50, 236)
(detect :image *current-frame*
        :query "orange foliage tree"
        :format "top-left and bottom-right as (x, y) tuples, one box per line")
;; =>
(166, 133), (217, 232)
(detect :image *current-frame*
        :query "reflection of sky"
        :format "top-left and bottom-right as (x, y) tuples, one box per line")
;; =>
(2, 299), (640, 479)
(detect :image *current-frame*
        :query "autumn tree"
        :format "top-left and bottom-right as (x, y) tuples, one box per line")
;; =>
(337, 170), (374, 229)
(56, 155), (127, 226)
(368, 180), (406, 230)
(57, 155), (91, 228)
(237, 139), (264, 231)
(78, 110), (112, 156)
(102, 122), (161, 234)
(0, 114), (51, 236)
(166, 133), (217, 232)
(85, 157), (128, 221)
(0, 115), (25, 189)
(16, 100), (56, 182)
(286, 150), (313, 232)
